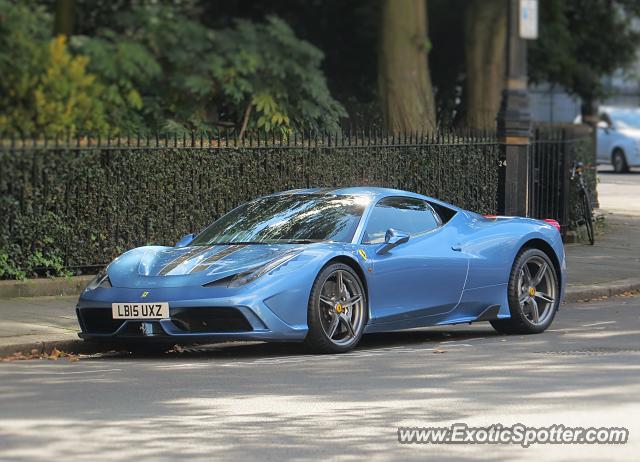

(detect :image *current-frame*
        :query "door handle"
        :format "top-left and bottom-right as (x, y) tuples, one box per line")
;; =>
(451, 244), (462, 252)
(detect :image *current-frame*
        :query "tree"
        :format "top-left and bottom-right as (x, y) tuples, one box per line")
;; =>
(72, 3), (347, 132)
(1, 1), (347, 134)
(529, 0), (640, 120)
(428, 0), (466, 127)
(378, 0), (436, 132)
(463, 0), (507, 129)
(53, 0), (75, 37)
(0, 0), (107, 136)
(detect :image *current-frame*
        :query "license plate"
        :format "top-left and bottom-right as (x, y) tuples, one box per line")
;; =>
(112, 302), (169, 319)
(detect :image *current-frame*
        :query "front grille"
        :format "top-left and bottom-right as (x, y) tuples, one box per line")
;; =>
(171, 307), (252, 333)
(77, 308), (123, 334)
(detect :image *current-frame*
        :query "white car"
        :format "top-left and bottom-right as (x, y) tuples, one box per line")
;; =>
(597, 106), (640, 173)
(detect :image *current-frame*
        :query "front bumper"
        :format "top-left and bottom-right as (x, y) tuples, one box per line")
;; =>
(76, 285), (309, 343)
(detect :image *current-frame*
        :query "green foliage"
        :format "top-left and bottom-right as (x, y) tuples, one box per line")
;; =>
(33, 36), (109, 136)
(0, 1), (110, 136)
(0, 135), (503, 278)
(0, 251), (26, 280)
(101, 7), (347, 132)
(529, 0), (640, 108)
(0, 0), (48, 135)
(70, 31), (161, 131)
(0, 1), (346, 134)
(215, 16), (348, 132)
(0, 246), (69, 280)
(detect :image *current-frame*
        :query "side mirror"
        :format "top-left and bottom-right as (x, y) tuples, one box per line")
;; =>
(175, 233), (194, 248)
(597, 120), (613, 133)
(376, 228), (410, 255)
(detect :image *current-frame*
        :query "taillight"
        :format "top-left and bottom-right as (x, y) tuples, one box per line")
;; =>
(483, 214), (498, 219)
(543, 219), (561, 233)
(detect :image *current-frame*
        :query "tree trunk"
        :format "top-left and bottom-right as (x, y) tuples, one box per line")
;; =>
(54, 0), (76, 37)
(378, 0), (436, 133)
(581, 97), (598, 126)
(464, 0), (507, 130)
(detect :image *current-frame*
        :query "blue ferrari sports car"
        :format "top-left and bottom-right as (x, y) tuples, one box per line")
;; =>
(76, 187), (566, 353)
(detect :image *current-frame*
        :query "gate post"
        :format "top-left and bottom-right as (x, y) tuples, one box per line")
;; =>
(497, 0), (534, 217)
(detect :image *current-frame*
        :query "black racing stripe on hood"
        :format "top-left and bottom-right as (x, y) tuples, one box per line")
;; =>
(158, 246), (212, 276)
(189, 244), (248, 273)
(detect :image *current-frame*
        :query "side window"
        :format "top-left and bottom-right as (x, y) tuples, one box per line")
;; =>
(362, 197), (441, 244)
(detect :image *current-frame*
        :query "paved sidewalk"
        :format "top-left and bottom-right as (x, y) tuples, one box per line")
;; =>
(1, 211), (639, 356)
(565, 212), (640, 296)
(0, 296), (80, 355)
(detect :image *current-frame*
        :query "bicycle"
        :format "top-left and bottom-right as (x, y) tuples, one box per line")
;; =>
(570, 161), (595, 245)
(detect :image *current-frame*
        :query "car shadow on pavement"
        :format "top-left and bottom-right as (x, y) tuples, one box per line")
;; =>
(85, 325), (501, 361)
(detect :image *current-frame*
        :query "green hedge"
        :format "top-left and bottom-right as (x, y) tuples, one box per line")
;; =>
(0, 135), (504, 278)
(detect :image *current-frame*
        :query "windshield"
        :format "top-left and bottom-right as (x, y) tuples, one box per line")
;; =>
(190, 194), (368, 245)
(610, 110), (640, 130)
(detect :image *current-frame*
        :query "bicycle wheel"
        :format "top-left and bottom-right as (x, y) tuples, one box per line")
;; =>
(581, 191), (594, 245)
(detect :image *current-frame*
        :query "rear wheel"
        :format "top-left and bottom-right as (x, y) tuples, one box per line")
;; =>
(304, 263), (367, 353)
(491, 248), (559, 335)
(612, 149), (629, 173)
(581, 191), (595, 245)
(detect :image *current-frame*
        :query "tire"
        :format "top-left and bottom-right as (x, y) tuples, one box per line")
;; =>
(581, 191), (595, 245)
(612, 149), (629, 173)
(490, 248), (560, 335)
(304, 263), (367, 353)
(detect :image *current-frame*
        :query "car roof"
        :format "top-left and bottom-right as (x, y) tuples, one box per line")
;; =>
(266, 187), (462, 211)
(600, 106), (640, 114)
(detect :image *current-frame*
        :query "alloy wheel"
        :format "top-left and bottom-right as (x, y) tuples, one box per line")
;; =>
(517, 255), (557, 325)
(318, 269), (365, 346)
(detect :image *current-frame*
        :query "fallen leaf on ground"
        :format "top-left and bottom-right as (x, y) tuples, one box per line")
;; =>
(0, 348), (81, 362)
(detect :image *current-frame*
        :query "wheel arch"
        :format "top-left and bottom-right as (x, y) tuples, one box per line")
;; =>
(322, 255), (370, 313)
(519, 238), (562, 289)
(323, 255), (368, 293)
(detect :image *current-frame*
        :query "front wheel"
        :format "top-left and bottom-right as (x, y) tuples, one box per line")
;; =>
(304, 263), (367, 353)
(612, 149), (629, 173)
(491, 248), (560, 335)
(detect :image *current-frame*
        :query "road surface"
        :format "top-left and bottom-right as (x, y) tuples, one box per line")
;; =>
(597, 165), (640, 215)
(1, 294), (639, 461)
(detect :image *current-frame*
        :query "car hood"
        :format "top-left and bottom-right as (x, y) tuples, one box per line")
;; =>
(618, 128), (640, 139)
(107, 244), (305, 288)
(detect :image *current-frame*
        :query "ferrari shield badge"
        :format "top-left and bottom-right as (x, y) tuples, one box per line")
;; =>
(358, 249), (367, 261)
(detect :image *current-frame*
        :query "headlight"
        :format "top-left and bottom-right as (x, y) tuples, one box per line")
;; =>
(85, 266), (112, 291)
(204, 250), (302, 288)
